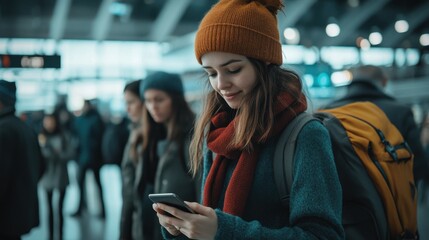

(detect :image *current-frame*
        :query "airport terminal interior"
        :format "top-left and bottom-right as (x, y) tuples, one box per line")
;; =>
(1, 0), (429, 239)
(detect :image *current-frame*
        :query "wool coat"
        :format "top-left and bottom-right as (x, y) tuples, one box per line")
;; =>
(0, 107), (44, 238)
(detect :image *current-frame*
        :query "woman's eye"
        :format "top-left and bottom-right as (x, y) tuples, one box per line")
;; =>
(229, 68), (241, 74)
(155, 98), (166, 103)
(207, 72), (217, 77)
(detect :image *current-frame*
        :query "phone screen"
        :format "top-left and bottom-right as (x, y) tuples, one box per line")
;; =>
(148, 193), (195, 214)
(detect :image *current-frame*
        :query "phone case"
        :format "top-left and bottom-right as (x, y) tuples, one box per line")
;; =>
(148, 193), (195, 214)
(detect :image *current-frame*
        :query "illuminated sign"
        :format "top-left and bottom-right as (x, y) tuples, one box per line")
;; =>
(0, 54), (61, 68)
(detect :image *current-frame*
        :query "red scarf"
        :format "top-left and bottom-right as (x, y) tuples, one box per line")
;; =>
(203, 91), (307, 216)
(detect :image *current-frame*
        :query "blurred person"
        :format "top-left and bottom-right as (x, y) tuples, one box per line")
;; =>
(119, 79), (144, 240)
(152, 1), (344, 239)
(0, 80), (44, 240)
(53, 95), (75, 133)
(38, 113), (76, 240)
(325, 65), (429, 183)
(124, 72), (200, 240)
(53, 95), (78, 161)
(102, 114), (130, 166)
(72, 99), (106, 218)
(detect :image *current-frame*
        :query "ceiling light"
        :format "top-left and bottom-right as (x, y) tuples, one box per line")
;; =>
(359, 38), (371, 50)
(369, 32), (383, 45)
(283, 28), (300, 45)
(394, 20), (409, 33)
(331, 70), (352, 87)
(419, 34), (429, 46)
(110, 2), (132, 17)
(326, 23), (340, 37)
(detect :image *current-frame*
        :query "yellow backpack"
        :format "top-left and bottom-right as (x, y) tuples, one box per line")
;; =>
(274, 101), (417, 240)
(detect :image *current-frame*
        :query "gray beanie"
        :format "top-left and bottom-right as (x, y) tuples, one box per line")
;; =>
(0, 80), (17, 106)
(140, 71), (184, 98)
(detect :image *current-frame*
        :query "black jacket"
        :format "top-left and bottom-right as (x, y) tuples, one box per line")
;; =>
(325, 81), (429, 182)
(0, 107), (44, 237)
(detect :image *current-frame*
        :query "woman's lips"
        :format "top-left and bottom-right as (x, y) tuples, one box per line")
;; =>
(223, 92), (239, 100)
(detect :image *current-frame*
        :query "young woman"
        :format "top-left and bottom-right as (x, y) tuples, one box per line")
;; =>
(122, 72), (200, 240)
(120, 79), (145, 240)
(39, 113), (75, 240)
(152, 0), (345, 239)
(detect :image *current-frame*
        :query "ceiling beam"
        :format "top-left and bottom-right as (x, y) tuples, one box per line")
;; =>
(277, 0), (317, 43)
(161, 31), (196, 56)
(382, 1), (429, 48)
(321, 0), (390, 46)
(49, 0), (72, 41)
(277, 0), (317, 29)
(91, 0), (115, 41)
(0, 17), (198, 41)
(149, 0), (192, 42)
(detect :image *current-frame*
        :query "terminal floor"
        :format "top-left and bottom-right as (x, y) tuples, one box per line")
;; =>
(22, 162), (429, 240)
(23, 163), (122, 240)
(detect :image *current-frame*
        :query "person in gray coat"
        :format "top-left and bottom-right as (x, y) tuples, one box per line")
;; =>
(120, 72), (200, 240)
(39, 113), (76, 240)
(0, 80), (44, 240)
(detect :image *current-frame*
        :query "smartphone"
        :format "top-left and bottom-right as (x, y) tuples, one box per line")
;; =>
(148, 193), (195, 214)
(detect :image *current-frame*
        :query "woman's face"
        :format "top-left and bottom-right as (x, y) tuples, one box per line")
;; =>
(143, 89), (173, 124)
(43, 116), (56, 133)
(124, 91), (143, 123)
(201, 51), (258, 109)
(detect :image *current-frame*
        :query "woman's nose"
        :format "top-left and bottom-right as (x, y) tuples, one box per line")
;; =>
(217, 74), (230, 90)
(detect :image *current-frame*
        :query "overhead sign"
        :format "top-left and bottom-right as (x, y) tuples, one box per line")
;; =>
(0, 54), (61, 69)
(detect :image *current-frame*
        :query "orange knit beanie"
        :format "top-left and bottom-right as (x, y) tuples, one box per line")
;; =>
(194, 0), (283, 65)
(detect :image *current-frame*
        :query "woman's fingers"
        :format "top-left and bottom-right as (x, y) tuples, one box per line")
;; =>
(153, 202), (218, 239)
(153, 203), (189, 236)
(163, 223), (181, 236)
(185, 201), (216, 217)
(154, 202), (193, 220)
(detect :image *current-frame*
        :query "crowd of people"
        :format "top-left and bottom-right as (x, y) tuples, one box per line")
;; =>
(1, 0), (428, 240)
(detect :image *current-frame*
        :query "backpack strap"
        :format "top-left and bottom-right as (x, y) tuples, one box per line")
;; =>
(273, 112), (316, 208)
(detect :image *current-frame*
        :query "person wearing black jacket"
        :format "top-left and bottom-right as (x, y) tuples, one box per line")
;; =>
(72, 99), (106, 218)
(324, 65), (429, 184)
(0, 80), (45, 240)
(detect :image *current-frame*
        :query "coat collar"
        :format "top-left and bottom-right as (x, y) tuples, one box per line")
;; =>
(344, 81), (394, 101)
(0, 106), (15, 118)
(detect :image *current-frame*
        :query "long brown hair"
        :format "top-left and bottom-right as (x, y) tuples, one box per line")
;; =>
(189, 58), (305, 176)
(130, 90), (195, 166)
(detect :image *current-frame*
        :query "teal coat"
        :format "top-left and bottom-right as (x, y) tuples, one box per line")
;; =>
(164, 120), (344, 239)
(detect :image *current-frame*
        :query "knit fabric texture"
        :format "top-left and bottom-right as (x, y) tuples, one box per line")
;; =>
(140, 71), (184, 98)
(0, 80), (17, 106)
(194, 0), (283, 65)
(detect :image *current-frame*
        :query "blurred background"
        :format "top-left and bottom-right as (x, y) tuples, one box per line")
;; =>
(0, 0), (428, 239)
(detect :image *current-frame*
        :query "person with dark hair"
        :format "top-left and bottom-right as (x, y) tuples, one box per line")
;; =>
(72, 99), (106, 218)
(122, 72), (200, 240)
(0, 80), (44, 240)
(325, 65), (429, 184)
(39, 113), (76, 240)
(53, 94), (78, 162)
(119, 79), (144, 240)
(152, 1), (344, 239)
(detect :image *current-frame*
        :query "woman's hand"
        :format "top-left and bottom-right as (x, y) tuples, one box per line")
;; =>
(153, 201), (218, 240)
